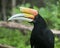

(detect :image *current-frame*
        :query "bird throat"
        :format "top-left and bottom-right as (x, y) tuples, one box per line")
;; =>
(33, 14), (47, 29)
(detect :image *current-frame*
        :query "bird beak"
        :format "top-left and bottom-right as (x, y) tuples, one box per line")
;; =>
(8, 13), (34, 22)
(20, 7), (38, 16)
(8, 7), (38, 22)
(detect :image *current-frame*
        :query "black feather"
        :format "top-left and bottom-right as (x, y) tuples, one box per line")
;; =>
(30, 14), (54, 48)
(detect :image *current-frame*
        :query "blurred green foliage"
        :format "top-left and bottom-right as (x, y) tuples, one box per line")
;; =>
(39, 4), (60, 30)
(0, 27), (31, 48)
(55, 36), (60, 48)
(0, 27), (60, 48)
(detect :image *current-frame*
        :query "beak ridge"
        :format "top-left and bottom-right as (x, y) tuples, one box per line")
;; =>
(8, 13), (33, 22)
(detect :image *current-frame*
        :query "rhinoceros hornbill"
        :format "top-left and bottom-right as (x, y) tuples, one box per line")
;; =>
(8, 7), (54, 48)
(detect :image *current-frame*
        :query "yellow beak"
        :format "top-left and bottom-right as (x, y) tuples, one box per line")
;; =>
(24, 13), (34, 19)
(20, 7), (38, 16)
(8, 7), (38, 22)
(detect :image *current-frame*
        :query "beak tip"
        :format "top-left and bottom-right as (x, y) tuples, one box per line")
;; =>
(8, 17), (13, 21)
(8, 18), (10, 20)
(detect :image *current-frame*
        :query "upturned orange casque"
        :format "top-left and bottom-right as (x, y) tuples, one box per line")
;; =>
(20, 7), (38, 16)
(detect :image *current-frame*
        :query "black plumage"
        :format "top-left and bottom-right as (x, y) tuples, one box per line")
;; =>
(30, 14), (54, 48)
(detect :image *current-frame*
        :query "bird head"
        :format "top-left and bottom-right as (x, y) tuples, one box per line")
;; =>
(8, 7), (38, 23)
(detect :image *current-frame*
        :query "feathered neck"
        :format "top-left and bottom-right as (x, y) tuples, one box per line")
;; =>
(33, 14), (47, 29)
